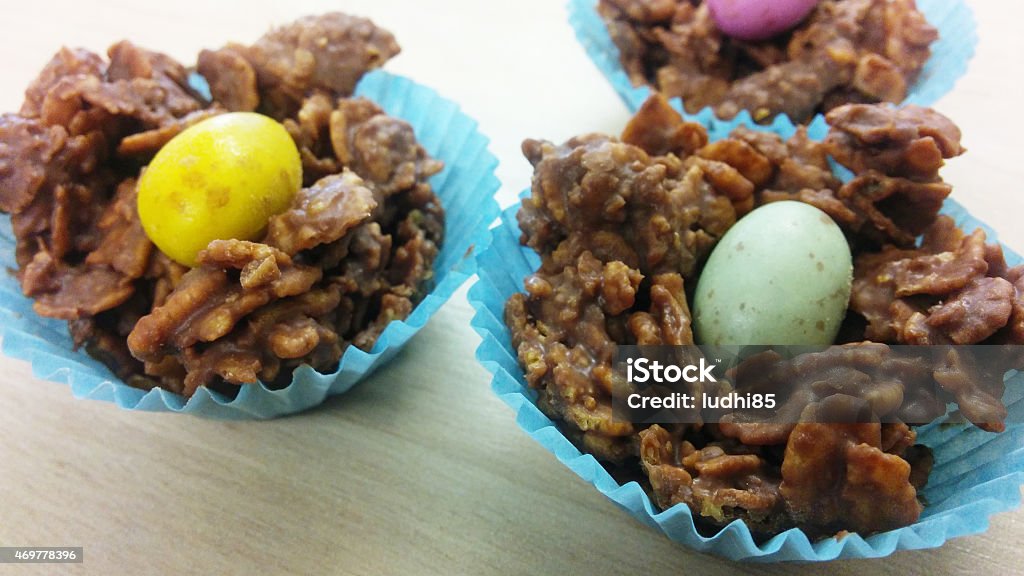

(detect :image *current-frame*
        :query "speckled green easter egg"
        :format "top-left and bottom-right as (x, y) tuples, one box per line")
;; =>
(693, 201), (852, 345)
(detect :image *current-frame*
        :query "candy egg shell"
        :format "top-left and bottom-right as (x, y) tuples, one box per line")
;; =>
(693, 201), (852, 346)
(137, 112), (302, 267)
(706, 0), (819, 41)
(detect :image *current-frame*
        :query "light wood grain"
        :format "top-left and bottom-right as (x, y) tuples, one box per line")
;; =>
(1, 1), (1021, 575)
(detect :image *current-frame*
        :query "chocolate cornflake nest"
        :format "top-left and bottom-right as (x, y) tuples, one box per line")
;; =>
(598, 0), (937, 123)
(506, 94), (1023, 538)
(0, 13), (444, 398)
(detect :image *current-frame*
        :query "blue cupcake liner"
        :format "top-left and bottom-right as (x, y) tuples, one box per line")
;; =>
(468, 115), (1024, 561)
(568, 0), (978, 121)
(0, 69), (501, 419)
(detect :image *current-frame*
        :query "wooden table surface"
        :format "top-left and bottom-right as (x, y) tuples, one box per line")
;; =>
(1, 1), (1022, 574)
